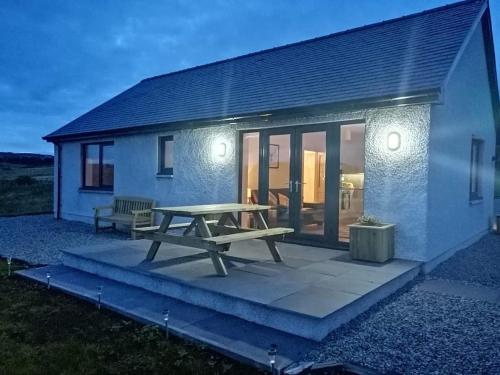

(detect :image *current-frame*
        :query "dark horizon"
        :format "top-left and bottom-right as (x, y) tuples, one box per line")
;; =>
(1, 0), (498, 154)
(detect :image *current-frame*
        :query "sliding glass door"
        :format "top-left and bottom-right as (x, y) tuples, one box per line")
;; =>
(240, 122), (365, 247)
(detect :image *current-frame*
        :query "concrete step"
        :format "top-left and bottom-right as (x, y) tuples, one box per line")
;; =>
(60, 246), (421, 341)
(17, 265), (317, 372)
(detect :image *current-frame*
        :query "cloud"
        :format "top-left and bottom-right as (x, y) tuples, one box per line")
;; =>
(0, 0), (498, 154)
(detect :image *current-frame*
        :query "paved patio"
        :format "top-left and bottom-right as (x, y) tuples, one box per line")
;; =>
(59, 238), (419, 341)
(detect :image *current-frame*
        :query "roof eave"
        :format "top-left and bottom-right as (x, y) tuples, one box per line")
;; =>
(43, 88), (441, 143)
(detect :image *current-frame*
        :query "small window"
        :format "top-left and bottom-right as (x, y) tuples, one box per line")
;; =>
(82, 142), (114, 190)
(158, 135), (174, 176)
(469, 138), (483, 201)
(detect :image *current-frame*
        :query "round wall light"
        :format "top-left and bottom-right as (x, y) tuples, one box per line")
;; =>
(387, 131), (401, 151)
(216, 142), (227, 157)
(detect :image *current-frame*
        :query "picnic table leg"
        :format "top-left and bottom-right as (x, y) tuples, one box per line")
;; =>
(146, 214), (173, 261)
(252, 211), (283, 262)
(227, 212), (240, 229)
(217, 213), (230, 225)
(182, 219), (197, 236)
(195, 216), (228, 276)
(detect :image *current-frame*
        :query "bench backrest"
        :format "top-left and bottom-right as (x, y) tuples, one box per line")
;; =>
(113, 196), (155, 216)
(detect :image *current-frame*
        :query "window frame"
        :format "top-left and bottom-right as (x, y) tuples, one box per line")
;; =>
(81, 141), (114, 191)
(158, 135), (174, 176)
(469, 137), (484, 202)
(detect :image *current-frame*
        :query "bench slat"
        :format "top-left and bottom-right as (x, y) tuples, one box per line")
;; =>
(133, 220), (218, 233)
(99, 215), (151, 224)
(202, 227), (294, 245)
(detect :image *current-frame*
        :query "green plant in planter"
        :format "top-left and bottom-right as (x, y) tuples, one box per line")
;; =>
(357, 215), (383, 226)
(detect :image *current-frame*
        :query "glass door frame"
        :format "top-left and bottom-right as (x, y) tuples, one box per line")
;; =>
(238, 121), (361, 250)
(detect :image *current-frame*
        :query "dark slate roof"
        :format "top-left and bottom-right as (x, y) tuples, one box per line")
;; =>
(45, 0), (486, 140)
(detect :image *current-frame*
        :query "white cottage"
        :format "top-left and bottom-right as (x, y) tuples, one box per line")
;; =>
(44, 0), (499, 266)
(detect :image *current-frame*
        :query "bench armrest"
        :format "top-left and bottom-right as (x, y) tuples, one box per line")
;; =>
(131, 209), (154, 229)
(94, 205), (113, 217)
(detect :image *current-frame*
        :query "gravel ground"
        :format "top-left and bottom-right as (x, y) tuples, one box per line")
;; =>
(304, 234), (500, 374)
(430, 234), (500, 288)
(0, 214), (127, 264)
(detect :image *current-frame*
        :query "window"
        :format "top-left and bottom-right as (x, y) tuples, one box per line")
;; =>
(82, 142), (114, 190)
(469, 138), (483, 201)
(158, 135), (174, 176)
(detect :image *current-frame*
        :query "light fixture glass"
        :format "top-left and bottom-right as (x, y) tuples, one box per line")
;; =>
(387, 132), (401, 151)
(217, 142), (227, 157)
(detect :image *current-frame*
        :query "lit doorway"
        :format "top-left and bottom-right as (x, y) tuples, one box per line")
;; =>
(240, 122), (365, 247)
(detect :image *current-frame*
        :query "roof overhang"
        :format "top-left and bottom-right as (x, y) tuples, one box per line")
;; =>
(43, 88), (440, 143)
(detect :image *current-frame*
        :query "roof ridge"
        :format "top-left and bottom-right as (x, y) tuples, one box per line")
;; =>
(142, 0), (484, 83)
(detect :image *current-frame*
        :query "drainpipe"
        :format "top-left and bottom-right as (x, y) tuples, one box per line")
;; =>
(56, 142), (62, 220)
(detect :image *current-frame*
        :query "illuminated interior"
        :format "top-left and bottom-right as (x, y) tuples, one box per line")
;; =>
(300, 131), (326, 235)
(241, 132), (259, 227)
(339, 124), (365, 242)
(240, 124), (365, 243)
(267, 134), (291, 228)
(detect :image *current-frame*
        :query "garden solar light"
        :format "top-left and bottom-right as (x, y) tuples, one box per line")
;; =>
(268, 344), (277, 373)
(163, 309), (170, 340)
(97, 285), (103, 310)
(46, 272), (51, 289)
(7, 257), (12, 277)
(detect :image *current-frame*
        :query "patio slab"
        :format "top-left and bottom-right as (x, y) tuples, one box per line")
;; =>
(58, 239), (421, 341)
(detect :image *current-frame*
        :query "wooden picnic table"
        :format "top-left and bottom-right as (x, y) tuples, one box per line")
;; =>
(133, 203), (294, 276)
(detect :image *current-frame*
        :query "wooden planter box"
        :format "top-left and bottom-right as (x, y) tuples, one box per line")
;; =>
(348, 223), (395, 263)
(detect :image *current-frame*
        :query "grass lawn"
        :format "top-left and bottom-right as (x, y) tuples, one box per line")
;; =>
(0, 259), (260, 375)
(0, 162), (53, 216)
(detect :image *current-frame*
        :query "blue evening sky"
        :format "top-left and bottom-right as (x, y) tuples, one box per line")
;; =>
(1, 0), (498, 154)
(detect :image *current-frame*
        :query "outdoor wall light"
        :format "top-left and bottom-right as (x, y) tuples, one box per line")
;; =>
(217, 142), (227, 157)
(387, 131), (401, 151)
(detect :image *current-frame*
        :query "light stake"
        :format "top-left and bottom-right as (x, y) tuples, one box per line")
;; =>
(7, 257), (12, 277)
(97, 285), (103, 310)
(163, 309), (169, 340)
(46, 272), (51, 289)
(268, 344), (277, 374)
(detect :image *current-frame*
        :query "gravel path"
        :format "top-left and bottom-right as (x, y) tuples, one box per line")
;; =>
(304, 234), (500, 374)
(0, 214), (127, 265)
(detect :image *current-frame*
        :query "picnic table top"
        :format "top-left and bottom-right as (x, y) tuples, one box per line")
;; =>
(152, 203), (272, 216)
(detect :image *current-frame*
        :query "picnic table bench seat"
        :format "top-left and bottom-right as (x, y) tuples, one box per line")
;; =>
(94, 196), (155, 239)
(133, 220), (218, 235)
(202, 227), (294, 246)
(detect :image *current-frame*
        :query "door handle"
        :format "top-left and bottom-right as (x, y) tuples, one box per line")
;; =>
(294, 181), (306, 192)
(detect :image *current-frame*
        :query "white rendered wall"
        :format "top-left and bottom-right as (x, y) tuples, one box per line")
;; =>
(58, 127), (238, 224)
(427, 24), (496, 260)
(52, 143), (59, 217)
(57, 106), (432, 260)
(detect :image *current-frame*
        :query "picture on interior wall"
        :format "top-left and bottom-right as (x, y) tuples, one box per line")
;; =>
(269, 144), (280, 168)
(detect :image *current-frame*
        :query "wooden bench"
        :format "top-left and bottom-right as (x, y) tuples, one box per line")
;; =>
(94, 196), (155, 239)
